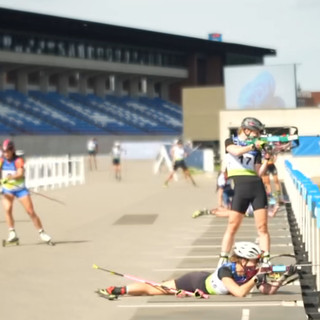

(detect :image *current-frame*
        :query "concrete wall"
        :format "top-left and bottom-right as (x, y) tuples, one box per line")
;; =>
(182, 86), (225, 141)
(275, 153), (320, 182)
(0, 135), (175, 157)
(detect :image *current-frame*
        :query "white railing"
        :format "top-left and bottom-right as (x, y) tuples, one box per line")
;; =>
(284, 160), (320, 291)
(25, 155), (85, 190)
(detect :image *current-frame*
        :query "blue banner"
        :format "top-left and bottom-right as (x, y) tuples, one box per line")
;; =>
(292, 136), (320, 156)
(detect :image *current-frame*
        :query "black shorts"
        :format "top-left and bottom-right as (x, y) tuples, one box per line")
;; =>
(173, 160), (187, 171)
(231, 176), (268, 214)
(266, 164), (277, 175)
(174, 271), (210, 294)
(112, 159), (120, 165)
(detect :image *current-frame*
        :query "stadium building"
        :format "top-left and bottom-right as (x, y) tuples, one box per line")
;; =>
(0, 7), (276, 155)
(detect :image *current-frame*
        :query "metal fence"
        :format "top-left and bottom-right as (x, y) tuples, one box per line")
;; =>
(284, 160), (320, 291)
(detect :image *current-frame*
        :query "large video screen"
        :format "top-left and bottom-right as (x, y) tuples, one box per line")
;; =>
(224, 64), (297, 109)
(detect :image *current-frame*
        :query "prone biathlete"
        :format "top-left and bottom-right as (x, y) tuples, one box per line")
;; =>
(0, 139), (52, 245)
(97, 242), (296, 299)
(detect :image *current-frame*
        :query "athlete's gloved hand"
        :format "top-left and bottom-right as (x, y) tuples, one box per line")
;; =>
(1, 178), (8, 184)
(254, 139), (267, 151)
(254, 272), (267, 288)
(283, 264), (297, 277)
(277, 264), (298, 284)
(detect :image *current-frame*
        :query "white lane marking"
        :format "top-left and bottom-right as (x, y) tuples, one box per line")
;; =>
(175, 243), (292, 249)
(180, 230), (289, 234)
(175, 244), (221, 249)
(180, 235), (291, 240)
(166, 255), (219, 259)
(177, 226), (289, 230)
(118, 301), (304, 308)
(241, 308), (250, 320)
(154, 267), (214, 272)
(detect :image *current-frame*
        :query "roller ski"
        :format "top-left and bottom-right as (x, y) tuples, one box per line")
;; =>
(39, 230), (55, 246)
(192, 208), (211, 218)
(2, 229), (19, 247)
(95, 288), (118, 300)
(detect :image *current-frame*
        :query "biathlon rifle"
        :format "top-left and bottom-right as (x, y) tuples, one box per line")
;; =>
(247, 126), (299, 154)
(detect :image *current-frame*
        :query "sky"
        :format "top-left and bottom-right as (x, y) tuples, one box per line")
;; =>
(0, 0), (319, 91)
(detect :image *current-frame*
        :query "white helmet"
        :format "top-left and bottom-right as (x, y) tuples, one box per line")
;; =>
(234, 242), (261, 259)
(114, 141), (120, 147)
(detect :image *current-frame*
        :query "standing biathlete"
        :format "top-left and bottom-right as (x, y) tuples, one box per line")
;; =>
(111, 142), (123, 181)
(164, 139), (196, 187)
(87, 137), (98, 171)
(0, 139), (52, 245)
(218, 117), (271, 267)
(262, 154), (281, 201)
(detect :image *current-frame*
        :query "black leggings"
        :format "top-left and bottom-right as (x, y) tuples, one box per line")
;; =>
(174, 271), (210, 294)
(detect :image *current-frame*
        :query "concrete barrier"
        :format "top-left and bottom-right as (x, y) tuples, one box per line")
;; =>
(284, 160), (320, 291)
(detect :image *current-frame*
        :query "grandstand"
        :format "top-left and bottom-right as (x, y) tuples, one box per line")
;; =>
(0, 89), (182, 135)
(0, 7), (275, 154)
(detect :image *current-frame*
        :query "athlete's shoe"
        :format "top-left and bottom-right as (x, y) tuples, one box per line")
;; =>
(96, 289), (118, 300)
(163, 182), (169, 188)
(259, 252), (271, 266)
(192, 209), (210, 219)
(278, 265), (299, 285)
(39, 230), (52, 243)
(7, 229), (19, 243)
(217, 255), (229, 268)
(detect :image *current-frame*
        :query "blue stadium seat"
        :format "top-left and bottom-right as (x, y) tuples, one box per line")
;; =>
(28, 91), (107, 134)
(0, 90), (66, 134)
(0, 90), (183, 135)
(120, 96), (182, 133)
(69, 93), (144, 135)
(70, 93), (182, 135)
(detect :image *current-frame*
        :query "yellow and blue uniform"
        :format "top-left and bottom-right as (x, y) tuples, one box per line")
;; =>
(0, 156), (29, 198)
(174, 262), (254, 295)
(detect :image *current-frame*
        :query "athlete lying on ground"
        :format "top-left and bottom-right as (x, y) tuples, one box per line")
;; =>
(97, 242), (296, 299)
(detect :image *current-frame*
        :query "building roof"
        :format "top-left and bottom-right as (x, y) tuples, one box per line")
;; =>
(0, 7), (276, 57)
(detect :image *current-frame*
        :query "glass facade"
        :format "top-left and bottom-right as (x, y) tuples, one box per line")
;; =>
(0, 31), (186, 68)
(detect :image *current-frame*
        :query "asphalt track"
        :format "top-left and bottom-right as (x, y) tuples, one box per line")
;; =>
(0, 158), (307, 320)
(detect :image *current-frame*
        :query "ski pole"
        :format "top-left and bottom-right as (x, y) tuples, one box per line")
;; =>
(92, 264), (209, 299)
(187, 144), (202, 157)
(28, 189), (66, 205)
(1, 180), (66, 205)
